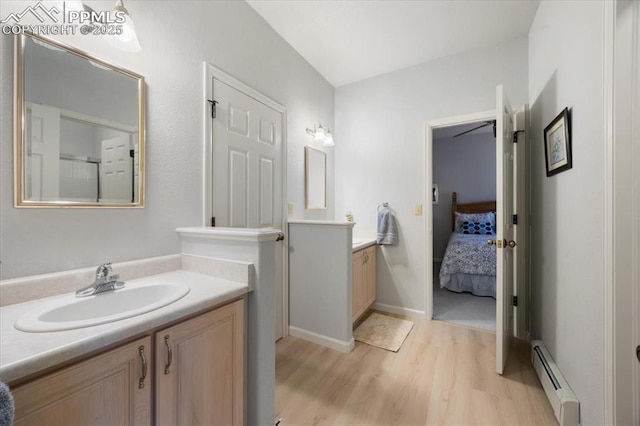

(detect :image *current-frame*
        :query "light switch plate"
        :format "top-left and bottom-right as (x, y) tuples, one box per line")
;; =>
(288, 203), (294, 215)
(414, 204), (423, 216)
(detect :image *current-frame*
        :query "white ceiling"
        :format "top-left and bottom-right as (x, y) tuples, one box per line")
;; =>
(247, 0), (540, 87)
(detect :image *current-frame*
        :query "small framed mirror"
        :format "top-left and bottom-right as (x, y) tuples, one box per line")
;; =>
(14, 32), (146, 207)
(305, 146), (326, 210)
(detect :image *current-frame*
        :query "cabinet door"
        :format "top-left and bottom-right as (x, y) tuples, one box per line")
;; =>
(365, 246), (377, 307)
(156, 298), (245, 426)
(12, 336), (152, 426)
(352, 250), (365, 322)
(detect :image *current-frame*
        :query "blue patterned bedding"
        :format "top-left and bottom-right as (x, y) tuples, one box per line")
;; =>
(439, 233), (497, 297)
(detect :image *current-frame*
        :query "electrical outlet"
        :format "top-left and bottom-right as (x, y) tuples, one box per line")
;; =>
(414, 204), (423, 216)
(288, 203), (294, 215)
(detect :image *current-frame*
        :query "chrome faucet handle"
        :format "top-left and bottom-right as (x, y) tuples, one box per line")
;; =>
(76, 263), (124, 297)
(95, 263), (113, 280)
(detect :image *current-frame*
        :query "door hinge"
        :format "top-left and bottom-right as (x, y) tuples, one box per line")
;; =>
(513, 296), (518, 307)
(512, 214), (518, 225)
(210, 217), (216, 227)
(513, 130), (524, 143)
(207, 99), (218, 119)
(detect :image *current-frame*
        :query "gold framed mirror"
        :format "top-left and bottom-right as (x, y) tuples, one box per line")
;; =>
(14, 32), (146, 207)
(305, 146), (327, 210)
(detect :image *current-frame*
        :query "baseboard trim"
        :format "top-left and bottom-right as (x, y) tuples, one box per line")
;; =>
(372, 302), (425, 319)
(288, 326), (354, 353)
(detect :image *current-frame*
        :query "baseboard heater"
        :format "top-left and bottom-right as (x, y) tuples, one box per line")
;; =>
(531, 340), (580, 426)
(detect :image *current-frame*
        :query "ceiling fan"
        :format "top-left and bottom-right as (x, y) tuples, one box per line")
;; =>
(453, 120), (496, 138)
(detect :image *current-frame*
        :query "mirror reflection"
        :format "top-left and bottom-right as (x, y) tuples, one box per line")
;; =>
(16, 33), (145, 207)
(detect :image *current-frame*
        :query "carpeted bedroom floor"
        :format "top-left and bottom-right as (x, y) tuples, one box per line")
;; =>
(433, 262), (496, 331)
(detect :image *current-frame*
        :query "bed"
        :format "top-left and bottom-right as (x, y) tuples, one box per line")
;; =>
(438, 192), (497, 298)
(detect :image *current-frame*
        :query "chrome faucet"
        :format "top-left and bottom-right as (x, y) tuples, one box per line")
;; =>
(75, 263), (125, 297)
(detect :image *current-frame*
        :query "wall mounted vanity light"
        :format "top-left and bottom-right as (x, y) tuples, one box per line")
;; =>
(306, 123), (335, 147)
(64, 0), (141, 52)
(108, 0), (141, 53)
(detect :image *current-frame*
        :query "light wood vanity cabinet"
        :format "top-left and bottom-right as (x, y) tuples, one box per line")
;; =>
(352, 245), (376, 322)
(12, 336), (153, 425)
(155, 299), (245, 426)
(11, 299), (245, 426)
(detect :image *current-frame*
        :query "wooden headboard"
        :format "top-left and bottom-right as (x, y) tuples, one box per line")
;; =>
(451, 192), (497, 231)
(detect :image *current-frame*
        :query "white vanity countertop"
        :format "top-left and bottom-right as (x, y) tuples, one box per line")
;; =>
(352, 238), (377, 252)
(0, 270), (249, 384)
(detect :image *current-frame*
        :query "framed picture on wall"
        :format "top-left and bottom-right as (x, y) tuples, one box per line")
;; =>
(432, 184), (439, 205)
(544, 107), (572, 177)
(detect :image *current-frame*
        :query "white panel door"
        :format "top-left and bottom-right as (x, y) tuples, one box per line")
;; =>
(212, 79), (284, 339)
(212, 80), (281, 229)
(28, 104), (60, 201)
(495, 85), (515, 375)
(100, 136), (132, 203)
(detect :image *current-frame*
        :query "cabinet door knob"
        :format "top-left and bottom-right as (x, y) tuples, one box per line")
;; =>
(164, 335), (173, 375)
(138, 346), (147, 389)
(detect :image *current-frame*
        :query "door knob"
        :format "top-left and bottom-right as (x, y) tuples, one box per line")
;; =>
(506, 240), (517, 248)
(487, 239), (496, 246)
(636, 345), (640, 362)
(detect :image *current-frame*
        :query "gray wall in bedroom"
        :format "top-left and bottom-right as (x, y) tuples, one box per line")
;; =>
(432, 131), (496, 260)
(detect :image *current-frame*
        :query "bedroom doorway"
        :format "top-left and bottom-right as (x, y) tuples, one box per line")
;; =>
(424, 85), (525, 375)
(431, 122), (497, 332)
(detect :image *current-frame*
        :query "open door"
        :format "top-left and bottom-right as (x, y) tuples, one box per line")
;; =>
(211, 78), (285, 341)
(495, 85), (516, 374)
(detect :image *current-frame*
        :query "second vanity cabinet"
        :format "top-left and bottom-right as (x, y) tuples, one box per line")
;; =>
(10, 298), (245, 426)
(352, 245), (376, 322)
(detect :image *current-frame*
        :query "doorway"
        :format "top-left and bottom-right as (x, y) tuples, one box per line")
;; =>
(431, 120), (497, 332)
(424, 86), (524, 374)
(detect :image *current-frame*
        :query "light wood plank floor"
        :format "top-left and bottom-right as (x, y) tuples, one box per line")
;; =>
(276, 314), (557, 426)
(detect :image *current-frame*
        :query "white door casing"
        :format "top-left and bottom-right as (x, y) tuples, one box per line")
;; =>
(512, 106), (527, 339)
(495, 84), (515, 375)
(205, 64), (287, 341)
(634, 0), (640, 412)
(100, 135), (132, 203)
(605, 1), (640, 423)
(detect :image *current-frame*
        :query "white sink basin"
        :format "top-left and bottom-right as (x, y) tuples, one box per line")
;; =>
(15, 281), (190, 333)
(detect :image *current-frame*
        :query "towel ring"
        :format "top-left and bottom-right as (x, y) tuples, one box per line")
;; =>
(377, 202), (389, 211)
